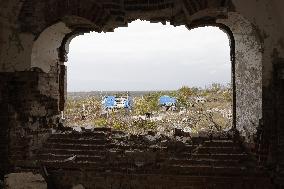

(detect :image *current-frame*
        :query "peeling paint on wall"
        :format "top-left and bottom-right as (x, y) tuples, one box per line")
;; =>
(31, 22), (72, 73)
(218, 13), (262, 140)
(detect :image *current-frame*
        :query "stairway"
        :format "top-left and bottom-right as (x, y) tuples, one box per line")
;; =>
(165, 139), (266, 176)
(37, 128), (273, 189)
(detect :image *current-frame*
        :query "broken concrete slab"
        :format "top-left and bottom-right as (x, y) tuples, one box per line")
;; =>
(4, 172), (47, 189)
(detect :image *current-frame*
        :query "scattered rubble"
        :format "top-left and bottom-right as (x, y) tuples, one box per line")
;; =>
(35, 128), (272, 188)
(4, 172), (47, 189)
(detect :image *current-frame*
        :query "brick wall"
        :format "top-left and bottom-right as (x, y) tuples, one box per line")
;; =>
(0, 70), (62, 178)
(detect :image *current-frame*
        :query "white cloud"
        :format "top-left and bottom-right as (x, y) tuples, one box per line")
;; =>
(67, 20), (230, 91)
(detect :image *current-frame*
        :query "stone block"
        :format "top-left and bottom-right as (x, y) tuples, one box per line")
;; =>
(4, 172), (47, 189)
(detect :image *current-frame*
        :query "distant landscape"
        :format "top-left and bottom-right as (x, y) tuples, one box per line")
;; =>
(64, 84), (232, 135)
(67, 90), (175, 99)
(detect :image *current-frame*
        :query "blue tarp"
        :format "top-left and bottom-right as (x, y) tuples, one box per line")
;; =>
(159, 95), (176, 106)
(103, 96), (116, 109)
(102, 96), (132, 109)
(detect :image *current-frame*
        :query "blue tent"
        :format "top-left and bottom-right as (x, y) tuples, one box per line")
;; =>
(102, 96), (132, 109)
(103, 96), (116, 109)
(159, 95), (176, 107)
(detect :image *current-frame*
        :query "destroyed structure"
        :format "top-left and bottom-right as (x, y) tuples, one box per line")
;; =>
(0, 0), (284, 188)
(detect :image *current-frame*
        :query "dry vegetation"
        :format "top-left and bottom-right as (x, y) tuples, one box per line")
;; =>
(64, 84), (232, 135)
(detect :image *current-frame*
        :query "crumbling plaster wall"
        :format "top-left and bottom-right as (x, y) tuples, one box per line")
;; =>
(228, 1), (284, 171)
(0, 1), (93, 177)
(218, 12), (263, 140)
(31, 22), (71, 73)
(232, 0), (284, 85)
(0, 2), (69, 176)
(0, 0), (33, 72)
(231, 1), (284, 162)
(1, 0), (283, 77)
(0, 71), (61, 178)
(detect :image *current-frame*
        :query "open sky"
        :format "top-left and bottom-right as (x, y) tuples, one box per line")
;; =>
(67, 20), (231, 92)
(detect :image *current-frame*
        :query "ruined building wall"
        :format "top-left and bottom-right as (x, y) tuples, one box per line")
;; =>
(218, 13), (263, 141)
(31, 22), (72, 73)
(0, 68), (62, 177)
(26, 1), (264, 141)
(0, 0), (284, 178)
(232, 0), (284, 166)
(0, 0), (68, 176)
(0, 0), (33, 72)
(232, 0), (284, 84)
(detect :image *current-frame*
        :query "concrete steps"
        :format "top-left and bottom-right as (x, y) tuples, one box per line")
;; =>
(168, 159), (240, 167)
(193, 146), (243, 154)
(37, 129), (273, 188)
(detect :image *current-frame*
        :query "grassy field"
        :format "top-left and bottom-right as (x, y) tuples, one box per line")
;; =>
(64, 84), (232, 135)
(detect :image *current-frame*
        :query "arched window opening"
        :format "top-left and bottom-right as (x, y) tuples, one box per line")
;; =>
(64, 20), (233, 135)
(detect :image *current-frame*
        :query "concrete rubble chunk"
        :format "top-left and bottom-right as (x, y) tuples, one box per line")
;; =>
(4, 172), (47, 189)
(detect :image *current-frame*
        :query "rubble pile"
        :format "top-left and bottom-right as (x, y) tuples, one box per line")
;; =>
(36, 128), (272, 188)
